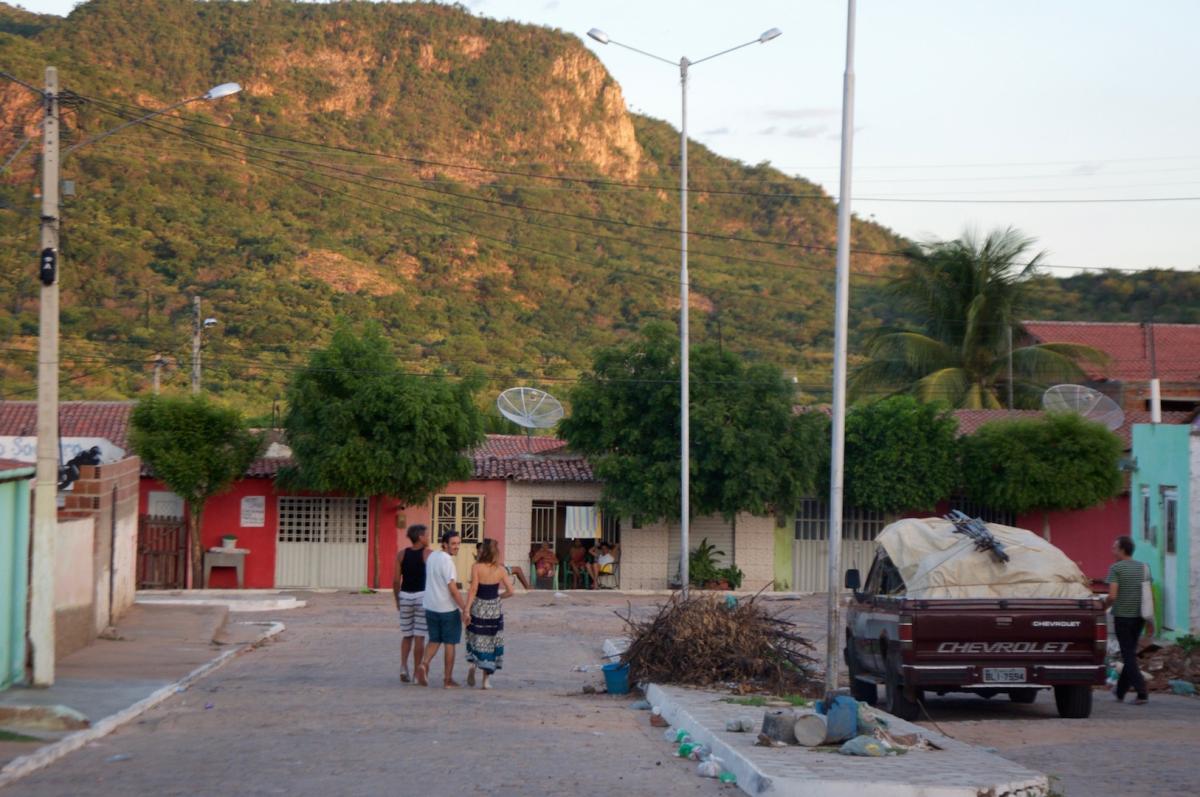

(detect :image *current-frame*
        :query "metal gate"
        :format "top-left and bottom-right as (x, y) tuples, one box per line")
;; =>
(275, 497), (368, 588)
(137, 515), (188, 590)
(793, 498), (886, 593)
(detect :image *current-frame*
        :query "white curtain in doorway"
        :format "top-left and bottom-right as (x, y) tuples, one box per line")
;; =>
(565, 505), (600, 539)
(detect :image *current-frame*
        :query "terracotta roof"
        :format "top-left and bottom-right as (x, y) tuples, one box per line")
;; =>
(471, 435), (594, 482)
(0, 401), (134, 450)
(0, 458), (35, 474)
(1022, 321), (1200, 383)
(951, 408), (1192, 449)
(246, 458), (292, 478)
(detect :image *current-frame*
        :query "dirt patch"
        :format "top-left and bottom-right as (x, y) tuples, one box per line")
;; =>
(297, 250), (400, 296)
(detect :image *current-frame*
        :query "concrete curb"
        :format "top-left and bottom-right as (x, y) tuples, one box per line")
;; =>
(645, 683), (1049, 797)
(0, 621), (285, 790)
(136, 596), (306, 612)
(645, 683), (775, 795)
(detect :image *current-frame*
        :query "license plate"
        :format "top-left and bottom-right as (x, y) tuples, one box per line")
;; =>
(983, 667), (1026, 683)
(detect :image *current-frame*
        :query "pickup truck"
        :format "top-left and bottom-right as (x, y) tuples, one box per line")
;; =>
(843, 540), (1107, 720)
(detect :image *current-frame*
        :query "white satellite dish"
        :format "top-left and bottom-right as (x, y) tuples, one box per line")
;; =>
(1042, 384), (1125, 432)
(497, 387), (564, 430)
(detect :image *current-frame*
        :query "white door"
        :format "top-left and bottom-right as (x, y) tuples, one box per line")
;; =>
(792, 498), (884, 593)
(1162, 487), (1179, 630)
(275, 497), (369, 588)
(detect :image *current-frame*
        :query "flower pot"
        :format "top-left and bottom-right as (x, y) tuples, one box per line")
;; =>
(221, 535), (238, 550)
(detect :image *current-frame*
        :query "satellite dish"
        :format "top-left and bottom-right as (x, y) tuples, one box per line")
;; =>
(497, 387), (564, 430)
(1042, 384), (1125, 432)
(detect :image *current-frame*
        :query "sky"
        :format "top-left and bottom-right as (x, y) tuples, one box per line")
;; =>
(20, 0), (1200, 275)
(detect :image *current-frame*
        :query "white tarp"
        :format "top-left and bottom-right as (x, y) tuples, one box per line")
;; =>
(877, 517), (1093, 599)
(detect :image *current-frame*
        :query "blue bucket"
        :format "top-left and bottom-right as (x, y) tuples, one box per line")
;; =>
(602, 662), (631, 695)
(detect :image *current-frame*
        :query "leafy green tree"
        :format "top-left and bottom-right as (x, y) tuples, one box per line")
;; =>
(282, 323), (485, 586)
(850, 228), (1107, 408)
(960, 412), (1123, 535)
(560, 323), (825, 523)
(842, 396), (959, 513)
(130, 395), (262, 588)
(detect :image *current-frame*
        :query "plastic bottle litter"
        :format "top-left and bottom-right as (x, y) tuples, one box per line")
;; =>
(696, 758), (722, 778)
(674, 729), (692, 743)
(663, 727), (678, 743)
(718, 772), (737, 785)
(629, 699), (652, 710)
(677, 742), (697, 758)
(687, 744), (711, 761)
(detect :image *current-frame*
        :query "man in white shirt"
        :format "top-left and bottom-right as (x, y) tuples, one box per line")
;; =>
(416, 531), (468, 688)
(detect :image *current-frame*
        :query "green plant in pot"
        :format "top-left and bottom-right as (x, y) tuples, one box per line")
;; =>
(718, 565), (745, 590)
(688, 538), (725, 588)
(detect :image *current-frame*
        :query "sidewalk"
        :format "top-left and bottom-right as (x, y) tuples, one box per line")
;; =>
(647, 683), (1049, 797)
(0, 603), (282, 788)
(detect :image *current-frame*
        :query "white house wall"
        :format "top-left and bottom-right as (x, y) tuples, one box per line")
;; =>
(1191, 434), (1200, 633)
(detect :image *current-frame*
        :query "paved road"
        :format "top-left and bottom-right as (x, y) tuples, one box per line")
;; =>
(11, 592), (736, 797)
(915, 688), (1200, 797)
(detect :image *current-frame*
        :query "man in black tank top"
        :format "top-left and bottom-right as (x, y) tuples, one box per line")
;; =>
(393, 524), (431, 682)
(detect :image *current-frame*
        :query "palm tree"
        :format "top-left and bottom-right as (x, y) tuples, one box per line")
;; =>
(850, 227), (1107, 409)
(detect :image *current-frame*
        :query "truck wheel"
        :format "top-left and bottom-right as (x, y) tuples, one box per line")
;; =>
(1053, 685), (1093, 719)
(844, 637), (877, 705)
(1007, 688), (1038, 704)
(884, 659), (920, 721)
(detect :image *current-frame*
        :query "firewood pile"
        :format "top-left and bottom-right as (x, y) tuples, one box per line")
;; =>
(618, 593), (820, 693)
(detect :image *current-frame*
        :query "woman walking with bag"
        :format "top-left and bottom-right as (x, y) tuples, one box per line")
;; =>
(464, 538), (514, 689)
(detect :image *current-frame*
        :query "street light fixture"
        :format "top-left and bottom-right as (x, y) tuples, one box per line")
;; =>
(21, 70), (240, 686)
(587, 26), (781, 597)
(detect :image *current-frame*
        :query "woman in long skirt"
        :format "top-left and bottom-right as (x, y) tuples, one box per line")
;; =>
(464, 538), (514, 689)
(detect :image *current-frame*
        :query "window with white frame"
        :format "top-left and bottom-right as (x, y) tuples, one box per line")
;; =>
(434, 495), (483, 543)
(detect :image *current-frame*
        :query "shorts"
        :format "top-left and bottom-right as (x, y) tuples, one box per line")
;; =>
(425, 609), (462, 645)
(397, 592), (427, 638)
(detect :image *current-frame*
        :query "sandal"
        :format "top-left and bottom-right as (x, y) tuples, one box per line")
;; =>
(400, 669), (411, 683)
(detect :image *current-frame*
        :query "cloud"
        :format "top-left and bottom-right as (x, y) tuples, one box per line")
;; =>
(757, 126), (778, 135)
(786, 125), (829, 139)
(543, 0), (559, 8)
(765, 107), (839, 120)
(824, 125), (866, 140)
(1067, 162), (1103, 176)
(703, 127), (731, 136)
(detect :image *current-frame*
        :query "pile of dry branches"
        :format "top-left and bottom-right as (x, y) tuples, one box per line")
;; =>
(619, 593), (819, 693)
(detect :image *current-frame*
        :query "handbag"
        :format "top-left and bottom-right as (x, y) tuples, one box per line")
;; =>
(1140, 562), (1155, 623)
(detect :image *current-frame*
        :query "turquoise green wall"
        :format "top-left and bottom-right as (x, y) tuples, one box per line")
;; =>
(1, 465), (34, 690)
(774, 521), (791, 591)
(1130, 424), (1192, 639)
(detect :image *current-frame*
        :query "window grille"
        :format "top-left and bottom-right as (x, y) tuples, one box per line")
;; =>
(794, 498), (887, 542)
(434, 495), (484, 543)
(277, 497), (368, 544)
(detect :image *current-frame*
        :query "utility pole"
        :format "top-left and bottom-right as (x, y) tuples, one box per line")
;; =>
(191, 295), (201, 394)
(31, 66), (60, 686)
(824, 0), (857, 705)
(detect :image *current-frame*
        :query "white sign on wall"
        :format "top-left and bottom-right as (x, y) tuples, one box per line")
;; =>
(0, 436), (126, 464)
(240, 495), (266, 527)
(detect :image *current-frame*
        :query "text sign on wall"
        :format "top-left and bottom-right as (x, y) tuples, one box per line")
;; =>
(240, 495), (266, 527)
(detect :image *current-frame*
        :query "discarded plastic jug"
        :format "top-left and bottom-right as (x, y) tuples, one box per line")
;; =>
(688, 744), (711, 761)
(718, 772), (737, 784)
(696, 759), (722, 778)
(663, 727), (678, 743)
(674, 729), (692, 743)
(677, 743), (697, 758)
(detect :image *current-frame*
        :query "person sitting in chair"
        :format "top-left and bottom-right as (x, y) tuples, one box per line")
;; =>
(589, 542), (618, 589)
(531, 543), (558, 587)
(567, 540), (590, 589)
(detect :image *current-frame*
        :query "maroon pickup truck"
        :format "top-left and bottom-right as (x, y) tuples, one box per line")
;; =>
(843, 546), (1107, 720)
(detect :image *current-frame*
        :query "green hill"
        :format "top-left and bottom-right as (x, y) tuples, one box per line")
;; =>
(0, 0), (1195, 413)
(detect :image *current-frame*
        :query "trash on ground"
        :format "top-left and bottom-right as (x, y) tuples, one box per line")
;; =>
(755, 732), (786, 748)
(553, 592), (569, 599)
(725, 717), (754, 732)
(760, 708), (799, 745)
(617, 592), (819, 693)
(718, 772), (737, 784)
(663, 727), (679, 743)
(105, 754), (132, 763)
(1137, 641), (1200, 693)
(650, 712), (669, 727)
(696, 758), (723, 778)
(629, 699), (652, 710)
(1168, 679), (1197, 696)
(839, 735), (894, 757)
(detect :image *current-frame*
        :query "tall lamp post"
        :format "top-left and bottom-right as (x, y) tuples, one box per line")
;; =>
(19, 69), (240, 686)
(824, 0), (858, 704)
(587, 26), (781, 597)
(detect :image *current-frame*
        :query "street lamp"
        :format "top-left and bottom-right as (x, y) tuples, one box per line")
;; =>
(23, 70), (240, 686)
(587, 27), (781, 597)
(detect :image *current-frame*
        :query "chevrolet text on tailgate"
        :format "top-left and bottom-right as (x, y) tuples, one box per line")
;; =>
(843, 513), (1106, 720)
